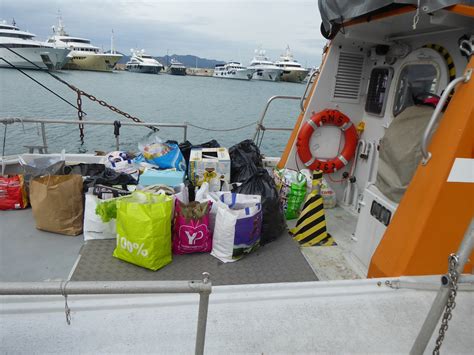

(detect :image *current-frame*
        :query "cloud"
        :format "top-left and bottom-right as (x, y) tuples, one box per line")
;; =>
(3, 0), (325, 66)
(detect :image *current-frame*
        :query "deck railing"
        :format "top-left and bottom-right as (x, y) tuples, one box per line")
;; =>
(0, 273), (212, 355)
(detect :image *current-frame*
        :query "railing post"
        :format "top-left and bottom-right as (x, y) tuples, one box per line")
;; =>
(41, 122), (48, 154)
(195, 272), (211, 355)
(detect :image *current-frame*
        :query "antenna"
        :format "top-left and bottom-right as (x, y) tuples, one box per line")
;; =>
(110, 29), (115, 54)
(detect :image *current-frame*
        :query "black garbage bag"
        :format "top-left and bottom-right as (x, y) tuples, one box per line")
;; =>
(229, 139), (263, 183)
(232, 168), (286, 245)
(176, 139), (220, 165)
(83, 167), (137, 191)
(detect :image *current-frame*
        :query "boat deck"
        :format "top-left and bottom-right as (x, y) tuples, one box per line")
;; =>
(0, 205), (360, 284)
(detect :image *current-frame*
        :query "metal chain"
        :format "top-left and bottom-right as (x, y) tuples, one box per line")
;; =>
(433, 253), (459, 355)
(76, 92), (85, 145)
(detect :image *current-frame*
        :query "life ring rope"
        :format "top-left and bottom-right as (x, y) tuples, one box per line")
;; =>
(296, 109), (358, 174)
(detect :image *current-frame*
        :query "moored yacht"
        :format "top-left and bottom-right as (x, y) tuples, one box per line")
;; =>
(275, 46), (309, 83)
(213, 61), (255, 80)
(47, 16), (122, 72)
(126, 49), (163, 74)
(168, 58), (186, 75)
(248, 48), (283, 82)
(0, 20), (70, 70)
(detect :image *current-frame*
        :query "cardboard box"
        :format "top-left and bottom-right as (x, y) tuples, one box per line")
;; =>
(189, 148), (231, 191)
(139, 169), (185, 187)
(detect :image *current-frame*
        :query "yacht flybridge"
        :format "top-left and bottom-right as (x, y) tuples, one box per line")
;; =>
(126, 49), (163, 74)
(213, 61), (255, 80)
(248, 48), (283, 81)
(1, 1), (473, 353)
(275, 46), (309, 83)
(0, 20), (70, 70)
(47, 16), (122, 72)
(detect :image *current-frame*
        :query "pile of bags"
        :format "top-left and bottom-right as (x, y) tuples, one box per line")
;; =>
(1, 136), (337, 271)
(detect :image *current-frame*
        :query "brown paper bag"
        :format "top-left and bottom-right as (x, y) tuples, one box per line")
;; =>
(30, 175), (84, 236)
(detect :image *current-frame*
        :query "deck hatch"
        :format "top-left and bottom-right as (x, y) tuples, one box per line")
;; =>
(333, 52), (365, 102)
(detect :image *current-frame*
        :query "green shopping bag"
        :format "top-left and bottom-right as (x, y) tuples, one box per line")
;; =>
(113, 191), (173, 271)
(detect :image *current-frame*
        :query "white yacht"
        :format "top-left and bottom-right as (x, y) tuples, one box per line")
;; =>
(126, 49), (163, 74)
(47, 17), (122, 72)
(0, 20), (70, 70)
(213, 61), (255, 80)
(248, 48), (283, 82)
(275, 46), (309, 83)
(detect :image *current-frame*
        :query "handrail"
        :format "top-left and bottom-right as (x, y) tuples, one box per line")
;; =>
(0, 117), (189, 151)
(300, 69), (319, 112)
(0, 273), (212, 355)
(410, 220), (473, 354)
(421, 69), (472, 165)
(252, 95), (301, 141)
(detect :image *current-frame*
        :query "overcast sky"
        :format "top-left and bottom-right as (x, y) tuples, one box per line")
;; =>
(3, 0), (326, 67)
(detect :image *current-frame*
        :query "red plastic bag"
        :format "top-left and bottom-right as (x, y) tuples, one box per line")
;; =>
(0, 175), (28, 210)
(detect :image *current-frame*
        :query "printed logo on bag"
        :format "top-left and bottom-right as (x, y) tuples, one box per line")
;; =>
(119, 236), (148, 257)
(178, 223), (209, 250)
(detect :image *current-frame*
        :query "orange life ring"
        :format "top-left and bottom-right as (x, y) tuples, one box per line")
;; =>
(296, 109), (358, 173)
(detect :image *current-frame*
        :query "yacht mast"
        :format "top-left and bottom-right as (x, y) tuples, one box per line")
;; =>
(111, 29), (115, 54)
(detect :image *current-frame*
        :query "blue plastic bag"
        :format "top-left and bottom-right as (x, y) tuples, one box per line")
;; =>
(137, 134), (185, 171)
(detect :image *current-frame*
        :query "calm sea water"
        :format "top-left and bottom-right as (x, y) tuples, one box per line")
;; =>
(0, 69), (305, 157)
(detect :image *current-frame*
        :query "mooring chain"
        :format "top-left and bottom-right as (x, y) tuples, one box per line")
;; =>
(433, 253), (459, 354)
(76, 91), (85, 144)
(68, 82), (158, 144)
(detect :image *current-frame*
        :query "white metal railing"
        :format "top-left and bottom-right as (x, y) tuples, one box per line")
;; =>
(253, 95), (301, 145)
(300, 69), (319, 112)
(421, 69), (472, 165)
(0, 117), (188, 152)
(0, 273), (212, 355)
(410, 220), (474, 354)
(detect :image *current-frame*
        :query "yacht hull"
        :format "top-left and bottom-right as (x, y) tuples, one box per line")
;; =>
(252, 68), (282, 82)
(0, 47), (70, 70)
(126, 64), (162, 74)
(213, 68), (255, 80)
(63, 53), (122, 72)
(280, 69), (310, 83)
(169, 67), (186, 75)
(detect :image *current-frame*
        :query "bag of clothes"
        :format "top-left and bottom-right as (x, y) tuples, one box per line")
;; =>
(211, 192), (262, 263)
(113, 192), (173, 271)
(173, 200), (213, 254)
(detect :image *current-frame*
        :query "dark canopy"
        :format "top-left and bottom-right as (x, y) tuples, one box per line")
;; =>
(318, 0), (471, 38)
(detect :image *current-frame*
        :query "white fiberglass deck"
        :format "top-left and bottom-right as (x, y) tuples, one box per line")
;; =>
(1, 279), (473, 354)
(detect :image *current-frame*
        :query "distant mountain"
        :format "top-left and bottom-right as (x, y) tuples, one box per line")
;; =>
(113, 52), (224, 68)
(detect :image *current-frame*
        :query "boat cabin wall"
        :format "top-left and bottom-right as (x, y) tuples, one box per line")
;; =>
(284, 26), (471, 208)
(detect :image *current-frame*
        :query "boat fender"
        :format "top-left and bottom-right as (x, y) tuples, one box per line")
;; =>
(296, 109), (358, 174)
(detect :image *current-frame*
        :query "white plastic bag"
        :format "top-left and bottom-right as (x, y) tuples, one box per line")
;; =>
(211, 192), (262, 263)
(83, 193), (116, 241)
(195, 182), (219, 232)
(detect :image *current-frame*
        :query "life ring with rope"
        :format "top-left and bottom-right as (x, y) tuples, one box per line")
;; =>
(296, 109), (358, 174)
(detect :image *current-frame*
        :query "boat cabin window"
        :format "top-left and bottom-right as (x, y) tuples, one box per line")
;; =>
(393, 64), (438, 116)
(365, 67), (393, 116)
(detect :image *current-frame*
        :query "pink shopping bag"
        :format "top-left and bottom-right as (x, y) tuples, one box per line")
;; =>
(172, 200), (212, 254)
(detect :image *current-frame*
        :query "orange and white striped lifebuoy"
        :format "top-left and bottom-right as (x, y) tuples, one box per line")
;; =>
(296, 109), (358, 174)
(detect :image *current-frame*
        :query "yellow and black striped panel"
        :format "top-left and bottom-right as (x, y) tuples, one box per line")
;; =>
(290, 193), (336, 247)
(423, 44), (456, 82)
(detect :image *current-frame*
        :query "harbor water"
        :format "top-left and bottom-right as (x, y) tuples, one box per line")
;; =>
(0, 69), (305, 157)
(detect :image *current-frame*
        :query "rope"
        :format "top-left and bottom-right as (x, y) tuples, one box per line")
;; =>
(412, 0), (421, 30)
(60, 280), (71, 325)
(186, 121), (256, 132)
(0, 57), (81, 112)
